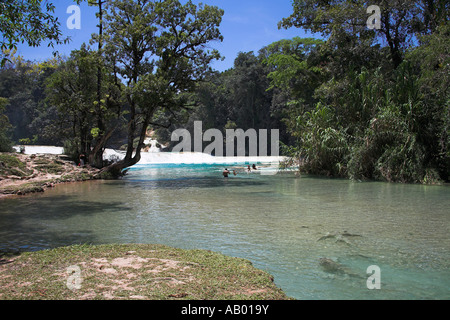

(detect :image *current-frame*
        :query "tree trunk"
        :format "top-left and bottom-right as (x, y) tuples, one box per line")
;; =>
(89, 0), (110, 169)
(89, 127), (115, 168)
(101, 109), (155, 178)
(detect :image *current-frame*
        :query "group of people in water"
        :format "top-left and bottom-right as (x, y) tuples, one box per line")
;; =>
(223, 164), (257, 178)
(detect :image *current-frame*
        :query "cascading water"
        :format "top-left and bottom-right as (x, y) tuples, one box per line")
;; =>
(15, 145), (285, 169)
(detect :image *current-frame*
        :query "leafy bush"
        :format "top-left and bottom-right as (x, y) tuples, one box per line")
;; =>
(63, 139), (80, 162)
(0, 134), (13, 153)
(295, 103), (349, 176)
(0, 98), (13, 152)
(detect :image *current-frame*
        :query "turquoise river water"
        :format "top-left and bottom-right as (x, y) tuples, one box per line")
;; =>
(0, 163), (449, 299)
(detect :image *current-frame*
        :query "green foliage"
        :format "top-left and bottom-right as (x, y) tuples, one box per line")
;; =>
(264, 37), (324, 95)
(18, 138), (31, 145)
(63, 139), (81, 162)
(91, 128), (101, 139)
(160, 50), (291, 155)
(1, 0), (447, 185)
(0, 56), (61, 146)
(270, 2), (450, 184)
(45, 46), (98, 157)
(0, 135), (13, 153)
(347, 99), (424, 182)
(279, 0), (449, 69)
(294, 60), (448, 183)
(228, 52), (273, 130)
(45, 44), (124, 165)
(295, 103), (349, 176)
(408, 23), (450, 180)
(224, 120), (237, 130)
(0, 97), (13, 152)
(0, 0), (68, 67)
(0, 153), (33, 177)
(101, 0), (224, 170)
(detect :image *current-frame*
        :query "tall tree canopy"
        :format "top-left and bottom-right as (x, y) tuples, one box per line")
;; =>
(0, 97), (13, 152)
(102, 0), (224, 174)
(273, 0), (449, 183)
(45, 44), (123, 164)
(279, 0), (449, 69)
(1, 0), (447, 184)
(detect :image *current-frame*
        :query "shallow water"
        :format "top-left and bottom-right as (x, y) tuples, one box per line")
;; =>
(0, 163), (449, 300)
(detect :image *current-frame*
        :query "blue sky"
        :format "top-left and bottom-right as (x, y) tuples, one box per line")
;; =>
(15, 0), (316, 72)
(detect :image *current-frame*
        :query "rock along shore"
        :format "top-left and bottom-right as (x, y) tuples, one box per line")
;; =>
(0, 152), (101, 199)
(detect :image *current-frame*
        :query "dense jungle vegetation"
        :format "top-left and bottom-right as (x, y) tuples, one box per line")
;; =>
(1, 0), (448, 183)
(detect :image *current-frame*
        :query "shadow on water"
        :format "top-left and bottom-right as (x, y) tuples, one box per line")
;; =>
(1, 195), (132, 221)
(116, 176), (268, 190)
(0, 195), (133, 254)
(1, 163), (449, 299)
(0, 171), (269, 254)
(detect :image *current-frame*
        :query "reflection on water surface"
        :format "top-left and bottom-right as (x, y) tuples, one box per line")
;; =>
(0, 164), (449, 299)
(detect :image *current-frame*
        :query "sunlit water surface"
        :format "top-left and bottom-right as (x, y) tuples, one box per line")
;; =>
(0, 163), (449, 299)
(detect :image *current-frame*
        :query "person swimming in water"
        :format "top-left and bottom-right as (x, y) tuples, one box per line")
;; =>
(252, 164), (257, 170)
(223, 168), (231, 178)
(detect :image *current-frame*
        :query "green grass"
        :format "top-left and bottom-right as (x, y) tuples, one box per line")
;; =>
(0, 181), (46, 195)
(34, 163), (65, 174)
(0, 153), (25, 169)
(32, 156), (65, 174)
(0, 153), (33, 177)
(0, 244), (292, 300)
(0, 153), (99, 196)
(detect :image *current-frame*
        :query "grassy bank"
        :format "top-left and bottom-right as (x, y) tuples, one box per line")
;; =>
(0, 244), (291, 300)
(0, 152), (101, 198)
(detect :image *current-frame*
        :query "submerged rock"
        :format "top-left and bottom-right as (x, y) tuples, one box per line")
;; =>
(334, 235), (351, 246)
(319, 258), (364, 279)
(319, 258), (343, 273)
(342, 231), (362, 238)
(317, 231), (362, 243)
(317, 232), (337, 241)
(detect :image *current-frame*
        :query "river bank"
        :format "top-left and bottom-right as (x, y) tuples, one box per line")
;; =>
(0, 152), (292, 300)
(0, 146), (287, 199)
(0, 243), (291, 300)
(0, 152), (101, 199)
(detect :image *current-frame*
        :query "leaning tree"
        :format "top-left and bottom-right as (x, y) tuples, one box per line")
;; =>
(100, 0), (224, 176)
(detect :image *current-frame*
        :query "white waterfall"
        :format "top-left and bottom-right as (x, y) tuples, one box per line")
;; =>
(13, 146), (285, 166)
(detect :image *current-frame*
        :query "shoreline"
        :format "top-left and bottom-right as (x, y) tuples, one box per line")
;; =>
(0, 152), (102, 200)
(0, 243), (292, 300)
(1, 147), (288, 199)
(0, 151), (293, 300)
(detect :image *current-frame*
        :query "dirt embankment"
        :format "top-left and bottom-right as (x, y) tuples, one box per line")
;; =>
(0, 152), (101, 199)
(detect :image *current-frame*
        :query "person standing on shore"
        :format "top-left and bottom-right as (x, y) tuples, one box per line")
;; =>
(79, 154), (86, 167)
